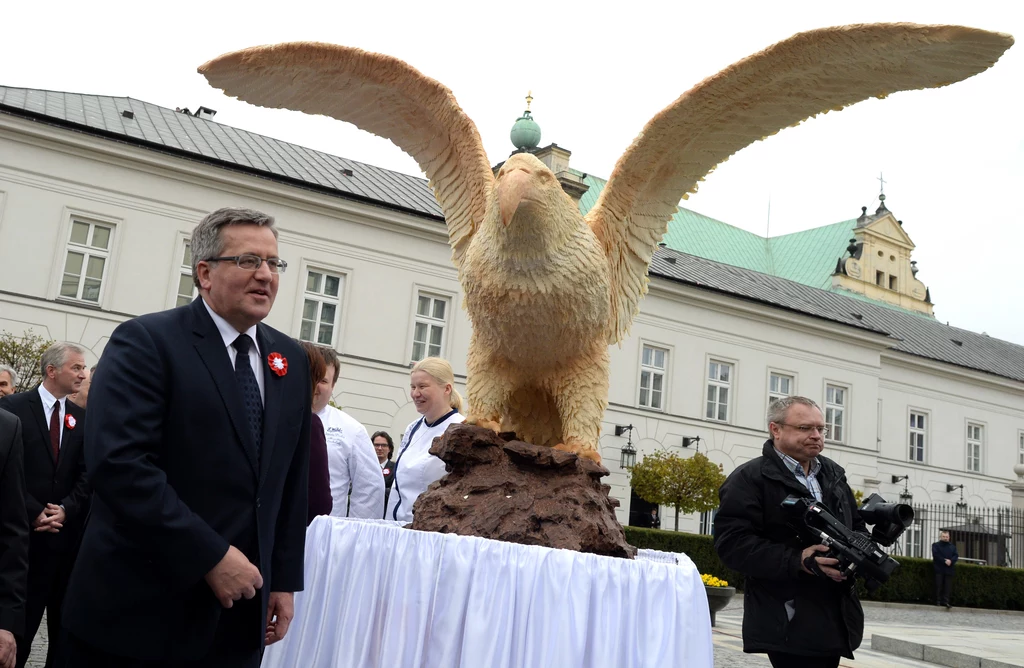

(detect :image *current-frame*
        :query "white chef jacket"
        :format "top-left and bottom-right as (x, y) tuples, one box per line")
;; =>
(386, 409), (464, 523)
(316, 405), (384, 519)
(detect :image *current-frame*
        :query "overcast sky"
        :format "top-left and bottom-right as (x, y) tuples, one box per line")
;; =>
(5, 1), (1022, 344)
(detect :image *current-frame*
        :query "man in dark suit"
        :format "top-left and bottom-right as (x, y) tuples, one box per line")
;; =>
(62, 207), (311, 667)
(0, 343), (89, 668)
(0, 410), (30, 668)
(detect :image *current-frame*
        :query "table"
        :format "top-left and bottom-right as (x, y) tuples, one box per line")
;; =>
(262, 517), (713, 667)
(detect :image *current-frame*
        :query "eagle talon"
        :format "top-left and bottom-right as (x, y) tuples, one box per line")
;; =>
(466, 417), (501, 433)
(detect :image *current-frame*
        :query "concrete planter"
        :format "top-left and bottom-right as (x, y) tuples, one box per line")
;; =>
(705, 585), (736, 627)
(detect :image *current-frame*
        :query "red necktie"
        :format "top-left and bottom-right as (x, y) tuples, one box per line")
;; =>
(49, 402), (60, 462)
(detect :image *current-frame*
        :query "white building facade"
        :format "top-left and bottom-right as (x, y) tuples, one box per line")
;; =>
(1, 87), (1021, 542)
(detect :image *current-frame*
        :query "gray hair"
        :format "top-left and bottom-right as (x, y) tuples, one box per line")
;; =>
(0, 364), (18, 387)
(40, 342), (86, 376)
(767, 396), (821, 427)
(191, 207), (277, 288)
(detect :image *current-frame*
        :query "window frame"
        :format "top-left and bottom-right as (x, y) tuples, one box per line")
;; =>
(766, 368), (796, 408)
(908, 407), (929, 464)
(297, 268), (347, 348)
(822, 381), (850, 444)
(1018, 430), (1024, 467)
(965, 420), (985, 474)
(51, 210), (120, 307)
(407, 285), (456, 363)
(704, 355), (737, 424)
(289, 258), (352, 352)
(637, 342), (671, 412)
(166, 232), (198, 309)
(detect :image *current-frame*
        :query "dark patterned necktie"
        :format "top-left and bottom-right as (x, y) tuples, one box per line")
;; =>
(232, 334), (263, 459)
(49, 402), (61, 462)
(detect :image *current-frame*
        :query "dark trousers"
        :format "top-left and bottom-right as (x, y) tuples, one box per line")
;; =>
(17, 548), (75, 668)
(767, 653), (841, 668)
(934, 571), (954, 605)
(59, 597), (262, 668)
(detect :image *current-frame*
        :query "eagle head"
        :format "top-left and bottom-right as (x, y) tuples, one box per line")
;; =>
(489, 153), (582, 252)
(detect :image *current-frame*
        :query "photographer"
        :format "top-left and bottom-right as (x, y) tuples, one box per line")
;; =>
(714, 396), (865, 668)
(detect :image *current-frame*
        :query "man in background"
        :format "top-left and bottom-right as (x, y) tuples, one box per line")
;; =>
(0, 367), (18, 398)
(313, 347), (383, 520)
(932, 530), (958, 609)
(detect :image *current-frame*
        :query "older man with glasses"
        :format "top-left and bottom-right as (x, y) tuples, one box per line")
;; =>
(713, 396), (867, 668)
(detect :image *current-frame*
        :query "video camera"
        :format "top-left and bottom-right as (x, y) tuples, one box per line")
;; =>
(781, 493), (914, 592)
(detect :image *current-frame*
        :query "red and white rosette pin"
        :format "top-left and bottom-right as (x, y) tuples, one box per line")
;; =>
(268, 353), (288, 377)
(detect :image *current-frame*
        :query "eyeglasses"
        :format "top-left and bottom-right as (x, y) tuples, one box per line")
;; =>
(205, 254), (288, 273)
(373, 443), (389, 448)
(777, 423), (831, 438)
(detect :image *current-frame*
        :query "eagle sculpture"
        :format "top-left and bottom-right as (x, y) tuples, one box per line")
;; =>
(200, 24), (1011, 464)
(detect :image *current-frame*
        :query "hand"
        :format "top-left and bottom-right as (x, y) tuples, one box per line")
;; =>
(204, 546), (263, 608)
(800, 544), (846, 582)
(265, 591), (294, 645)
(945, 559), (952, 566)
(0, 629), (16, 668)
(33, 505), (65, 533)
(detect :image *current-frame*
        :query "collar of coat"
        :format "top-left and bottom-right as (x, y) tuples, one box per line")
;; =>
(759, 438), (846, 498)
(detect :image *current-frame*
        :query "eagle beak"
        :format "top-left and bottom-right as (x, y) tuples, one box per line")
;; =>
(499, 169), (532, 226)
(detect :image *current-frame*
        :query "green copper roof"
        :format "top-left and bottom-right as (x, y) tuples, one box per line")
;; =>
(576, 171), (856, 292)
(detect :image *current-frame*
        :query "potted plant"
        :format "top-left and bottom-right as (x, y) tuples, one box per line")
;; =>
(702, 573), (736, 627)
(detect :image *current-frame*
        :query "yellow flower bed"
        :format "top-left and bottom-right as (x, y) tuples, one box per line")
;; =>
(701, 573), (729, 587)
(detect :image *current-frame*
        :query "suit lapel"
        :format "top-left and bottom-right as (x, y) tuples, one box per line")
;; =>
(26, 390), (56, 467)
(56, 403), (83, 476)
(190, 300), (259, 478)
(256, 324), (282, 488)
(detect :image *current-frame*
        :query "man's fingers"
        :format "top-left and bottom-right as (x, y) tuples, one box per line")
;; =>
(275, 614), (291, 640)
(253, 569), (264, 590)
(243, 585), (256, 600)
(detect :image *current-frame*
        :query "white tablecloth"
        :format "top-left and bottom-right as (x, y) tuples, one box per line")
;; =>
(262, 517), (713, 668)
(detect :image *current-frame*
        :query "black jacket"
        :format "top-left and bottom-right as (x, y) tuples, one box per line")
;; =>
(932, 541), (958, 574)
(0, 410), (28, 637)
(62, 298), (311, 661)
(714, 440), (865, 659)
(0, 388), (90, 553)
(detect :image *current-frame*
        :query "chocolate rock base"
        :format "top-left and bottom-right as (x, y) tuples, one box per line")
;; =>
(409, 423), (636, 559)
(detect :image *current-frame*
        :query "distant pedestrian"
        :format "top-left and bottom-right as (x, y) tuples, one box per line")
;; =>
(932, 530), (958, 609)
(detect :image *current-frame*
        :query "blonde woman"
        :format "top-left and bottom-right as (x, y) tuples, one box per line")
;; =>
(387, 357), (464, 522)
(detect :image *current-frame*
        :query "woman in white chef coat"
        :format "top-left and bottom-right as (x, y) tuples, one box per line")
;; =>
(387, 357), (464, 523)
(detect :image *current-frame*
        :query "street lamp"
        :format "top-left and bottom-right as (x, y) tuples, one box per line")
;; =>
(615, 424), (636, 469)
(946, 483), (967, 515)
(892, 474), (912, 503)
(682, 436), (702, 449)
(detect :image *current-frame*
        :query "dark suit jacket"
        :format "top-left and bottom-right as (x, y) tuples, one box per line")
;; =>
(63, 298), (311, 661)
(0, 410), (29, 636)
(0, 387), (89, 553)
(381, 458), (396, 518)
(307, 413), (332, 524)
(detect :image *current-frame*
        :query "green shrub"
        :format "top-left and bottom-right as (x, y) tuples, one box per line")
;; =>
(859, 557), (1024, 611)
(626, 527), (1024, 610)
(624, 526), (745, 591)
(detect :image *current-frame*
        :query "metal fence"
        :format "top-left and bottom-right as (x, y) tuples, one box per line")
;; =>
(890, 503), (1024, 568)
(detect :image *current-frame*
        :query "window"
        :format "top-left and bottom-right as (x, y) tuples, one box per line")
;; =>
(1019, 431), (1024, 467)
(411, 293), (449, 362)
(176, 240), (197, 307)
(889, 275), (898, 291)
(824, 384), (847, 443)
(875, 270), (885, 286)
(638, 345), (667, 410)
(706, 360), (733, 422)
(903, 509), (925, 558)
(909, 411), (927, 462)
(300, 270), (344, 346)
(966, 422), (983, 473)
(60, 220), (112, 303)
(699, 509), (717, 536)
(768, 372), (794, 407)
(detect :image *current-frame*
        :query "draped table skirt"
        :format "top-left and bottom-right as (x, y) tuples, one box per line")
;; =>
(262, 516), (713, 668)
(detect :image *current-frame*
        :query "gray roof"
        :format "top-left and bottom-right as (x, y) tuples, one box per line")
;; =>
(2, 85), (1022, 384)
(0, 86), (443, 219)
(652, 247), (1024, 384)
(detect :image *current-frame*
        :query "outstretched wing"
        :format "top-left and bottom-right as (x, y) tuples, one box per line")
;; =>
(587, 23), (1013, 343)
(199, 42), (493, 269)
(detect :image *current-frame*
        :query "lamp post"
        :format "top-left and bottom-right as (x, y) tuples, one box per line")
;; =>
(946, 483), (967, 516)
(615, 424), (636, 469)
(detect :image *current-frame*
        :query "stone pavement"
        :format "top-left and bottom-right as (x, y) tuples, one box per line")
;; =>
(28, 600), (1024, 667)
(712, 597), (1024, 668)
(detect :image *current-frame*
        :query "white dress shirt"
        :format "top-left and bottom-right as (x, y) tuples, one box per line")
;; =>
(316, 404), (384, 519)
(202, 298), (265, 404)
(37, 384), (67, 448)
